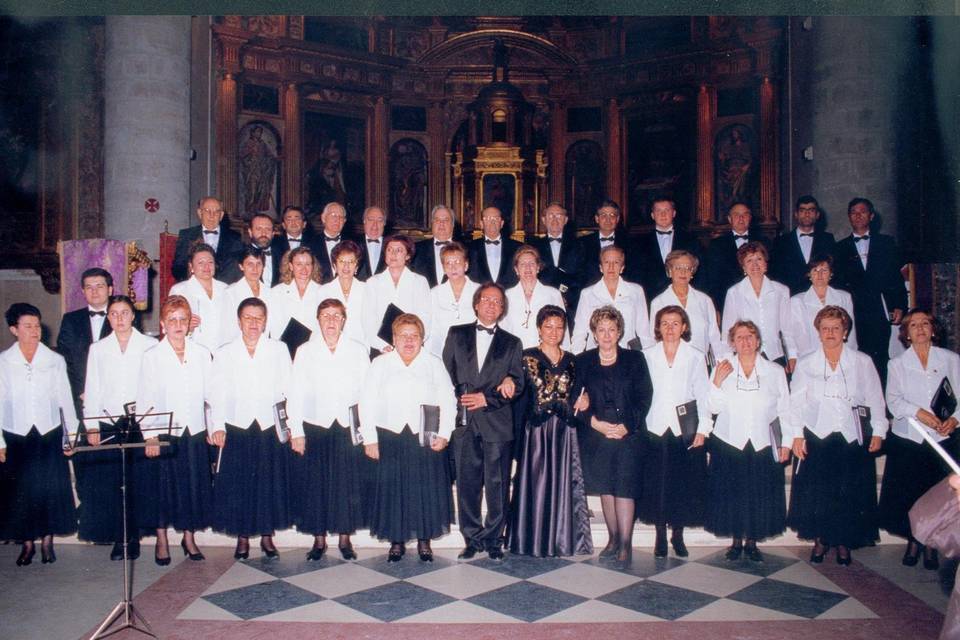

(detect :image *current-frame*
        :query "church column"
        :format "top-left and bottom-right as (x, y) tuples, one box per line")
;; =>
(605, 98), (622, 217)
(695, 84), (716, 226)
(427, 101), (445, 212)
(372, 96), (389, 211)
(217, 73), (239, 218)
(759, 77), (778, 224)
(549, 100), (566, 212)
(283, 83), (301, 210)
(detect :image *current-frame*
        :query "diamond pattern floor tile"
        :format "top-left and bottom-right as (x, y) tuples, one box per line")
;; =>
(527, 562), (642, 598)
(678, 598), (806, 621)
(397, 600), (521, 623)
(598, 580), (718, 620)
(285, 562), (398, 598)
(243, 550), (344, 579)
(647, 561), (763, 597)
(471, 553), (573, 579)
(726, 578), (849, 619)
(466, 581), (587, 622)
(582, 549), (687, 578)
(202, 580), (323, 620)
(334, 580), (456, 622)
(698, 549), (798, 578)
(405, 562), (521, 599)
(356, 553), (456, 580)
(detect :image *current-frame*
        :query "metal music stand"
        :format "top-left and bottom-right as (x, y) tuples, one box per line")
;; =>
(73, 405), (174, 640)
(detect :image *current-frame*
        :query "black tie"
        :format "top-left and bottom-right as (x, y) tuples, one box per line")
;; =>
(600, 236), (614, 244)
(799, 232), (814, 238)
(485, 239), (500, 246)
(203, 229), (219, 236)
(367, 238), (380, 244)
(435, 240), (450, 247)
(476, 324), (496, 335)
(288, 237), (301, 242)
(733, 234), (748, 240)
(262, 249), (272, 256)
(89, 310), (105, 317)
(326, 235), (341, 243)
(549, 237), (562, 244)
(854, 235), (870, 242)
(656, 230), (673, 236)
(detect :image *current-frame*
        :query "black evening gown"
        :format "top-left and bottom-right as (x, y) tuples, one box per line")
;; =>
(77, 419), (140, 544)
(508, 349), (593, 557)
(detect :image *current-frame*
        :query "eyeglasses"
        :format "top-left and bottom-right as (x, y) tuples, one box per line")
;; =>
(479, 296), (503, 306)
(822, 361), (849, 399)
(670, 265), (694, 273)
(520, 307), (533, 329)
(735, 361), (760, 392)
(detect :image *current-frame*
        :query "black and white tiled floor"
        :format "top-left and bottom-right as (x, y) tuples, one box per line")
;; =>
(179, 546), (876, 623)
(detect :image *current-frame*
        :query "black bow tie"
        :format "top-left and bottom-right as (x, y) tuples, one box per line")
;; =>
(656, 229), (673, 236)
(367, 238), (380, 244)
(733, 234), (748, 240)
(799, 232), (814, 238)
(476, 324), (496, 335)
(325, 235), (341, 243)
(262, 249), (272, 256)
(435, 240), (450, 247)
(548, 237), (562, 244)
(288, 236), (301, 242)
(89, 310), (106, 317)
(600, 236), (615, 243)
(854, 235), (870, 242)
(485, 239), (500, 245)
(203, 229), (219, 236)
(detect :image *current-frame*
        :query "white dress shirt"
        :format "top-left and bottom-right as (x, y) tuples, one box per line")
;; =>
(136, 338), (213, 438)
(788, 346), (888, 442)
(366, 236), (383, 273)
(362, 267), (432, 351)
(571, 277), (652, 353)
(169, 275), (229, 352)
(286, 235), (303, 250)
(209, 336), (291, 433)
(887, 345), (960, 444)
(796, 229), (814, 264)
(425, 278), (480, 356)
(733, 231), (748, 249)
(323, 234), (340, 270)
(643, 341), (711, 437)
(649, 285), (726, 362)
(218, 278), (265, 343)
(432, 240), (449, 281)
(358, 349), (457, 445)
(287, 335), (370, 438)
(788, 286), (858, 358)
(502, 280), (569, 349)
(267, 279), (324, 339)
(0, 343), (77, 448)
(317, 278), (369, 345)
(483, 236), (503, 282)
(84, 329), (158, 421)
(546, 236), (562, 266)
(721, 276), (794, 361)
(708, 355), (792, 451)
(853, 233), (870, 269)
(201, 226), (220, 252)
(475, 323), (497, 371)
(88, 306), (108, 341)
(655, 227), (674, 262)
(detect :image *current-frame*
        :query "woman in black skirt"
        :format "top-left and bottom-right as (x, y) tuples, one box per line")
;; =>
(0, 303), (78, 565)
(82, 295), (158, 560)
(706, 319), (791, 562)
(360, 313), (456, 562)
(639, 305), (710, 558)
(787, 305), (886, 565)
(136, 295), (214, 565)
(508, 305), (592, 557)
(287, 298), (371, 561)
(209, 297), (292, 560)
(574, 305), (652, 567)
(879, 309), (960, 569)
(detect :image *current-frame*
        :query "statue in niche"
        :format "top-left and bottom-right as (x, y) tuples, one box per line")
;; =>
(239, 123), (279, 219)
(715, 124), (756, 218)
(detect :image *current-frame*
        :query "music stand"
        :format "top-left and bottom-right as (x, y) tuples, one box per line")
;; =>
(73, 405), (174, 640)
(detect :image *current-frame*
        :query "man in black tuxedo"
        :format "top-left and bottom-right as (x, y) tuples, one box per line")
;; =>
(172, 196), (243, 282)
(704, 201), (767, 311)
(272, 205), (315, 260)
(412, 205), (458, 287)
(635, 196), (701, 299)
(528, 202), (584, 317)
(57, 267), (114, 415)
(222, 213), (282, 286)
(578, 199), (635, 287)
(467, 207), (521, 288)
(356, 206), (388, 281)
(833, 197), (907, 383)
(311, 202), (356, 283)
(769, 195), (836, 295)
(442, 283), (525, 560)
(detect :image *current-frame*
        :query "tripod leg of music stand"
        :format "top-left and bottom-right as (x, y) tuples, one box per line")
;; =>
(88, 601), (126, 639)
(130, 603), (158, 637)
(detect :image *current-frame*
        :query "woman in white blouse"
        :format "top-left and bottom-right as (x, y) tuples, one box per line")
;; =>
(169, 243), (228, 352)
(360, 313), (456, 562)
(502, 245), (567, 350)
(787, 306), (886, 566)
(706, 319), (791, 563)
(425, 241), (479, 356)
(317, 240), (368, 346)
(788, 256), (858, 358)
(267, 246), (325, 352)
(82, 295), (158, 560)
(0, 303), (77, 566)
(721, 241), (795, 371)
(879, 309), (960, 569)
(219, 247), (267, 343)
(136, 295), (214, 566)
(363, 235), (431, 355)
(649, 250), (725, 364)
(288, 298), (371, 561)
(639, 306), (710, 558)
(572, 245), (652, 353)
(209, 298), (292, 561)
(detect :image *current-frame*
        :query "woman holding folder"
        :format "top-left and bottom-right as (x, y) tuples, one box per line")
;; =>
(267, 247), (324, 356)
(363, 235), (431, 355)
(879, 309), (960, 569)
(787, 305), (886, 566)
(639, 305), (710, 558)
(705, 319), (791, 562)
(287, 298), (371, 561)
(360, 313), (456, 562)
(209, 297), (292, 560)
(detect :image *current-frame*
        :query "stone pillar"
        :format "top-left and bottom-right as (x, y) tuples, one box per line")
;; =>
(427, 101), (445, 213)
(372, 97), (390, 213)
(103, 16), (191, 259)
(216, 73), (239, 219)
(548, 100), (566, 210)
(758, 77), (778, 225)
(283, 83), (301, 211)
(695, 84), (716, 226)
(605, 98), (622, 217)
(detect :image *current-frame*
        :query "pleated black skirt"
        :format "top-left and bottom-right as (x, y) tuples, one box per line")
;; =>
(213, 422), (292, 537)
(369, 426), (453, 543)
(293, 421), (371, 536)
(638, 430), (707, 527)
(787, 428), (879, 548)
(877, 432), (959, 539)
(577, 427), (642, 498)
(135, 429), (213, 532)
(0, 427), (77, 540)
(706, 436), (786, 541)
(508, 416), (594, 557)
(77, 420), (140, 544)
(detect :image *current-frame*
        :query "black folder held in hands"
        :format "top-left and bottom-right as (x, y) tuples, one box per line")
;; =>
(853, 405), (872, 446)
(273, 400), (291, 444)
(769, 417), (782, 463)
(676, 400), (698, 445)
(348, 404), (363, 446)
(420, 405), (440, 447)
(280, 318), (312, 358)
(377, 303), (405, 345)
(932, 376), (957, 422)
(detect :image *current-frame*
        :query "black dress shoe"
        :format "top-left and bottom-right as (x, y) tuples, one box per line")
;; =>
(41, 544), (56, 564)
(725, 545), (743, 561)
(598, 540), (619, 558)
(180, 539), (205, 561)
(902, 541), (921, 567)
(653, 534), (668, 558)
(670, 534), (689, 558)
(744, 545), (763, 563)
(810, 540), (827, 564)
(339, 544), (357, 560)
(16, 544), (35, 566)
(417, 540), (433, 562)
(487, 547), (504, 561)
(306, 543), (327, 561)
(457, 546), (479, 561)
(836, 548), (852, 566)
(387, 543), (405, 562)
(111, 542), (125, 561)
(924, 548), (939, 571)
(234, 540), (250, 560)
(260, 540), (279, 559)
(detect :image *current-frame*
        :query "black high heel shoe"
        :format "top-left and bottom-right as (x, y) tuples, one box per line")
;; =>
(40, 543), (56, 565)
(654, 527), (668, 558)
(810, 539), (827, 564)
(181, 538), (205, 561)
(923, 547), (939, 571)
(725, 544), (743, 561)
(16, 543), (35, 567)
(234, 538), (250, 560)
(387, 543), (405, 562)
(339, 543), (357, 560)
(260, 538), (279, 559)
(598, 540), (619, 559)
(155, 542), (171, 567)
(417, 540), (433, 562)
(306, 541), (327, 561)
(835, 547), (852, 566)
(670, 530), (689, 558)
(902, 541), (921, 567)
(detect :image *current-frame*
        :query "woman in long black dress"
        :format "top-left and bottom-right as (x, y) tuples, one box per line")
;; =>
(574, 305), (653, 566)
(0, 303), (78, 566)
(508, 305), (592, 557)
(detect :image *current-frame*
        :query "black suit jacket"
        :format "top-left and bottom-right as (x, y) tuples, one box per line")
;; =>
(442, 323), (526, 442)
(308, 230), (359, 283)
(769, 229), (836, 296)
(529, 232), (584, 314)
(467, 236), (521, 287)
(634, 228), (701, 299)
(572, 348), (653, 436)
(172, 222), (243, 283)
(356, 237), (388, 281)
(56, 308), (113, 412)
(577, 231), (635, 287)
(411, 238), (444, 287)
(704, 233), (769, 311)
(273, 227), (317, 262)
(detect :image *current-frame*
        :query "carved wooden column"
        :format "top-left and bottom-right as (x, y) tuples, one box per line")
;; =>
(372, 96), (389, 209)
(605, 98), (622, 215)
(759, 76), (778, 224)
(217, 72), (239, 218)
(282, 82), (301, 211)
(427, 101), (445, 213)
(695, 84), (716, 226)
(549, 100), (565, 209)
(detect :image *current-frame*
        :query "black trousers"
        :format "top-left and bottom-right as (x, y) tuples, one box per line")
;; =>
(453, 424), (513, 551)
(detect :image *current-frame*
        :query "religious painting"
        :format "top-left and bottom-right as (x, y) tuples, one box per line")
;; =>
(388, 138), (428, 228)
(714, 123), (758, 220)
(238, 121), (280, 220)
(482, 174), (516, 223)
(564, 140), (606, 229)
(303, 111), (366, 224)
(625, 113), (694, 228)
